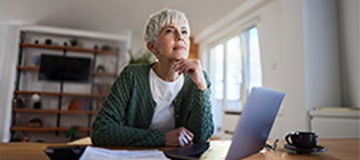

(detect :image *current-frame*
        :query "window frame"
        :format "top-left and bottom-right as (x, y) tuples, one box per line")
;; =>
(208, 32), (245, 113)
(208, 18), (262, 113)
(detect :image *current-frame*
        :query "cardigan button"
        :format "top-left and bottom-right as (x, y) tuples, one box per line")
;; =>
(173, 99), (177, 102)
(176, 114), (179, 118)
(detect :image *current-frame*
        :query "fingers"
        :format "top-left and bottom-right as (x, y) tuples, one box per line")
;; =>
(178, 127), (194, 146)
(174, 59), (197, 75)
(178, 134), (187, 147)
(185, 129), (194, 139)
(174, 60), (185, 74)
(173, 59), (207, 90)
(164, 127), (194, 147)
(180, 127), (194, 140)
(175, 64), (188, 75)
(180, 130), (191, 146)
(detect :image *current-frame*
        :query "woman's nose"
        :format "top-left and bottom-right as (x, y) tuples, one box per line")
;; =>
(175, 30), (184, 41)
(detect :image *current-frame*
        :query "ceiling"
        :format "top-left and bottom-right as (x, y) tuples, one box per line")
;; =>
(0, 0), (246, 36)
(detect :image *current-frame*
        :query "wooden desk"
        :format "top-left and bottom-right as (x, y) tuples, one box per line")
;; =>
(0, 138), (358, 160)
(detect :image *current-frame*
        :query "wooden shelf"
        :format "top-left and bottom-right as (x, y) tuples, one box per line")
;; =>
(10, 126), (91, 132)
(14, 90), (108, 98)
(16, 66), (39, 70)
(19, 43), (118, 55)
(16, 65), (118, 77)
(12, 108), (98, 114)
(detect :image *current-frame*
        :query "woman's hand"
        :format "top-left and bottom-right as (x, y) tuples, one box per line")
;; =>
(164, 127), (194, 147)
(174, 59), (207, 90)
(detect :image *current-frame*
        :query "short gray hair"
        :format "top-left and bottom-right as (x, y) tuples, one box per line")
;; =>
(143, 8), (190, 43)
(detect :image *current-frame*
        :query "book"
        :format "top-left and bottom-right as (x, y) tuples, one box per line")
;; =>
(90, 100), (103, 111)
(68, 100), (88, 111)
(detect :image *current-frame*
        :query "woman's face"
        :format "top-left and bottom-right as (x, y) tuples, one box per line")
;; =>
(152, 19), (190, 62)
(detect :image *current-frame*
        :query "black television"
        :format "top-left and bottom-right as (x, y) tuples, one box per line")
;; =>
(39, 54), (91, 82)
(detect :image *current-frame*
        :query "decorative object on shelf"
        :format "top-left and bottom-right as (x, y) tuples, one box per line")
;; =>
(70, 38), (78, 47)
(13, 97), (23, 108)
(63, 42), (68, 46)
(32, 55), (40, 66)
(22, 136), (30, 142)
(101, 44), (112, 51)
(65, 126), (79, 141)
(68, 99), (91, 111)
(96, 65), (105, 73)
(21, 97), (26, 108)
(31, 93), (41, 109)
(26, 118), (43, 127)
(34, 40), (39, 44)
(128, 49), (155, 64)
(45, 39), (52, 45)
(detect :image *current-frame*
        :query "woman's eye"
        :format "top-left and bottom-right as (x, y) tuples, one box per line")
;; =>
(181, 30), (188, 34)
(165, 29), (172, 33)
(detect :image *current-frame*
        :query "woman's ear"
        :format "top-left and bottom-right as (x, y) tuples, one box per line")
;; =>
(146, 41), (158, 55)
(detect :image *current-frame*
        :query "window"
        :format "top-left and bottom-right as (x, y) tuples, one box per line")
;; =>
(209, 25), (262, 131)
(225, 36), (242, 110)
(209, 44), (224, 132)
(242, 26), (262, 94)
(210, 44), (224, 100)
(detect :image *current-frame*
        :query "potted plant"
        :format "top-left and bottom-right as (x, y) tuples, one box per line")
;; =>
(69, 38), (78, 47)
(128, 49), (155, 64)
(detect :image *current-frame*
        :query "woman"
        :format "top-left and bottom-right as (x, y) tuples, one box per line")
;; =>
(91, 8), (214, 147)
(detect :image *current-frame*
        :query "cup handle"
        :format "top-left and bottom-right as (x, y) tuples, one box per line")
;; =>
(285, 134), (292, 145)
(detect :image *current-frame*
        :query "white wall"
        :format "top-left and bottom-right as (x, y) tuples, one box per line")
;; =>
(0, 22), (21, 142)
(338, 0), (359, 107)
(303, 0), (343, 131)
(130, 30), (146, 55)
(280, 0), (308, 132)
(129, 30), (157, 63)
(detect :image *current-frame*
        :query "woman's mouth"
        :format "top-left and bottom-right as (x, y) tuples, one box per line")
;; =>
(173, 46), (186, 50)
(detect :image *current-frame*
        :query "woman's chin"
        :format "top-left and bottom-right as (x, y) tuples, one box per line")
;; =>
(173, 57), (188, 61)
(174, 53), (189, 60)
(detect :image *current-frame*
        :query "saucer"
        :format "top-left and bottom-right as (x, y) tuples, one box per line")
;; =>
(283, 144), (327, 153)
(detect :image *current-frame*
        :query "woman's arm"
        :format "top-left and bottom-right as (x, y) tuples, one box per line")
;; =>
(174, 60), (214, 143)
(91, 66), (165, 147)
(185, 71), (214, 143)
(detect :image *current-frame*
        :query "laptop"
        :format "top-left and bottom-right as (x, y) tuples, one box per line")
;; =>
(164, 87), (285, 160)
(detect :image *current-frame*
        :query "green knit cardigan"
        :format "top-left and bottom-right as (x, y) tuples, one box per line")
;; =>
(91, 63), (214, 147)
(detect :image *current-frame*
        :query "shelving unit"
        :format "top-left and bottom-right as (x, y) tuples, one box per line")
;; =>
(10, 26), (126, 142)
